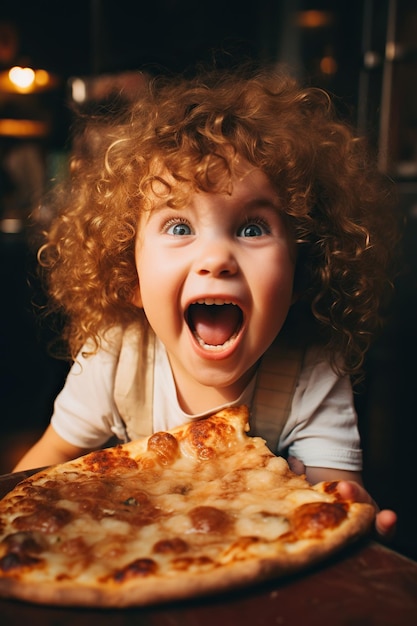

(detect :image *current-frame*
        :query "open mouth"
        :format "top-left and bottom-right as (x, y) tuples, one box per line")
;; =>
(186, 300), (244, 351)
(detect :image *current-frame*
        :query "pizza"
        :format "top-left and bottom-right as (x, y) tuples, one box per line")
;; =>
(0, 406), (374, 608)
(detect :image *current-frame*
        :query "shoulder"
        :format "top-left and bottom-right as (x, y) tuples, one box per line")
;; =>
(76, 323), (147, 363)
(292, 344), (354, 417)
(300, 344), (344, 382)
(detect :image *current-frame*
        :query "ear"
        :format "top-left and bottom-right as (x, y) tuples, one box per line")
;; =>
(132, 285), (143, 308)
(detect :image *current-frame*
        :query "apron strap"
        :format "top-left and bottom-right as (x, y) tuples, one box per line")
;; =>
(250, 337), (304, 452)
(114, 324), (155, 440)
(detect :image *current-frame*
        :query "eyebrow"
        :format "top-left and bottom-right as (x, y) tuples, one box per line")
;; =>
(242, 196), (281, 212)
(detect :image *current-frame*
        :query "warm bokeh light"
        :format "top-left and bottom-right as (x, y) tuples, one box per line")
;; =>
(296, 10), (334, 29)
(320, 55), (338, 75)
(34, 68), (50, 87)
(70, 77), (87, 103)
(0, 66), (57, 93)
(0, 118), (49, 137)
(8, 65), (35, 89)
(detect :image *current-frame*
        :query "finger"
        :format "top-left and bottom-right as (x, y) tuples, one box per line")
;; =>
(376, 509), (397, 540)
(336, 480), (367, 503)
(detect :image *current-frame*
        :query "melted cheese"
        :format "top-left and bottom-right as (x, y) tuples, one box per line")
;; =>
(0, 406), (373, 603)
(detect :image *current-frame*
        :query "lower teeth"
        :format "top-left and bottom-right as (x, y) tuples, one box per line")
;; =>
(194, 332), (238, 351)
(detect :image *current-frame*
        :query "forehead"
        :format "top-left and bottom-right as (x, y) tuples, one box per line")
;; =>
(142, 156), (279, 211)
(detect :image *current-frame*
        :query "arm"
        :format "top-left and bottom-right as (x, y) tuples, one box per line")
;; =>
(13, 338), (124, 473)
(13, 425), (90, 472)
(283, 351), (396, 539)
(289, 457), (397, 540)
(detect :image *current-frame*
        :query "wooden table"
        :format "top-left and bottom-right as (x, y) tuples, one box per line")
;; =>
(0, 470), (416, 626)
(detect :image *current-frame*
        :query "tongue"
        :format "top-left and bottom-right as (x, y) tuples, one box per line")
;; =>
(189, 304), (241, 346)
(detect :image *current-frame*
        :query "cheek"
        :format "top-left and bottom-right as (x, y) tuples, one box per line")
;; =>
(134, 243), (155, 311)
(256, 251), (295, 301)
(135, 268), (159, 314)
(254, 261), (295, 332)
(134, 245), (180, 324)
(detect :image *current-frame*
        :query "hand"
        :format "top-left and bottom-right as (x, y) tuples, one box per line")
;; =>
(336, 480), (397, 541)
(287, 458), (397, 542)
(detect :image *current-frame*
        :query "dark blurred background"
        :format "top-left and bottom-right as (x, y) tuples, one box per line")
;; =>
(0, 0), (416, 561)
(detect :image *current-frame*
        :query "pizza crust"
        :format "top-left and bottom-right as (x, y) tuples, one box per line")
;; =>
(0, 406), (375, 608)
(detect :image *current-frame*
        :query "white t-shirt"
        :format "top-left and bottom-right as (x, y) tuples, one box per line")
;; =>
(51, 337), (363, 471)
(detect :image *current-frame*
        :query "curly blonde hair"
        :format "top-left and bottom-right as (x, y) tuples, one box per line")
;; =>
(38, 66), (399, 375)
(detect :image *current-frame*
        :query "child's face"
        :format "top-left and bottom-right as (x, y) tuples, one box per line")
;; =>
(134, 162), (296, 411)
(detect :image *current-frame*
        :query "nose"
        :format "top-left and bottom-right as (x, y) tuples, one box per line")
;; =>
(193, 238), (238, 277)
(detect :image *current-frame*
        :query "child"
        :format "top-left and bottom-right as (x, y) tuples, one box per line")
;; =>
(15, 66), (398, 538)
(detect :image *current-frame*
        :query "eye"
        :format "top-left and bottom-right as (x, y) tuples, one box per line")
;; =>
(164, 218), (193, 236)
(238, 218), (270, 238)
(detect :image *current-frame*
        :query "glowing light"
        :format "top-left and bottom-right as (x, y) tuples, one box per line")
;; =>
(296, 11), (334, 28)
(8, 66), (35, 89)
(320, 56), (338, 75)
(35, 69), (50, 87)
(71, 78), (87, 103)
(0, 119), (49, 137)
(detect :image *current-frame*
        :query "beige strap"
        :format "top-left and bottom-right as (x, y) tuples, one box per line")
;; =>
(114, 324), (155, 440)
(114, 326), (303, 449)
(250, 337), (303, 452)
